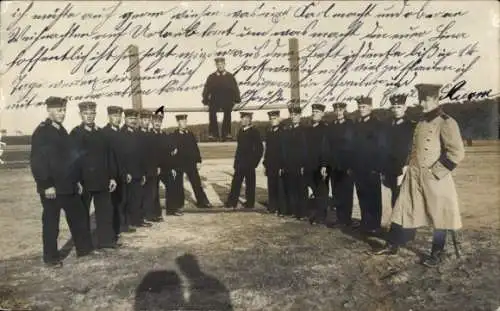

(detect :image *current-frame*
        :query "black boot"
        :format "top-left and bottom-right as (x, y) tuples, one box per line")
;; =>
(422, 243), (446, 267)
(372, 243), (399, 256)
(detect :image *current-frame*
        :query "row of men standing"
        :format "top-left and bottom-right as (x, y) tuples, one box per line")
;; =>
(30, 98), (212, 267)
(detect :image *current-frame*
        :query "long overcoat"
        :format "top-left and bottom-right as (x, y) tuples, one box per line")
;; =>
(391, 109), (465, 230)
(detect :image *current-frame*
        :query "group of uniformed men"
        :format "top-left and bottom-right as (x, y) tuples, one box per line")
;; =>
(30, 80), (465, 269)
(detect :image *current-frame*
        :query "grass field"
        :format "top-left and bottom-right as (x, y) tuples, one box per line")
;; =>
(0, 142), (499, 311)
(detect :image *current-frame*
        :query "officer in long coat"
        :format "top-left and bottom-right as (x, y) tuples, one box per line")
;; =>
(225, 112), (264, 209)
(149, 111), (165, 221)
(305, 104), (329, 224)
(120, 109), (151, 228)
(382, 95), (417, 208)
(30, 97), (94, 267)
(262, 110), (285, 215)
(352, 96), (386, 233)
(282, 106), (308, 219)
(202, 57), (242, 141)
(374, 83), (465, 267)
(70, 101), (119, 249)
(102, 106), (135, 236)
(168, 114), (212, 212)
(324, 102), (355, 228)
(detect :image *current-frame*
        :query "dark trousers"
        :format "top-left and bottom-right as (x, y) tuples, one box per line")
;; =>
(306, 169), (329, 222)
(227, 168), (256, 207)
(184, 166), (209, 205)
(125, 180), (145, 226)
(383, 174), (400, 208)
(209, 106), (232, 138)
(388, 223), (445, 252)
(353, 170), (382, 230)
(163, 169), (184, 213)
(143, 175), (162, 220)
(111, 182), (128, 235)
(331, 169), (354, 224)
(81, 190), (116, 247)
(284, 170), (307, 217)
(40, 194), (93, 263)
(266, 169), (285, 213)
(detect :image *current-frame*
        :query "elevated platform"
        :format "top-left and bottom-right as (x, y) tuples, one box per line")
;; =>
(159, 103), (289, 113)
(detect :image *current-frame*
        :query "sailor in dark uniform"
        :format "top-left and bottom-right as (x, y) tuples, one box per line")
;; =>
(352, 96), (386, 234)
(262, 110), (285, 215)
(168, 114), (212, 213)
(325, 102), (356, 228)
(382, 94), (417, 208)
(138, 109), (161, 223)
(30, 97), (94, 267)
(305, 104), (330, 225)
(202, 57), (242, 141)
(282, 106), (308, 219)
(102, 106), (135, 237)
(120, 109), (151, 228)
(149, 111), (165, 221)
(70, 101), (120, 249)
(225, 112), (264, 209)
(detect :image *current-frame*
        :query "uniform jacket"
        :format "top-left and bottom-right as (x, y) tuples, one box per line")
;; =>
(324, 118), (354, 171)
(234, 125), (263, 170)
(101, 123), (123, 181)
(391, 108), (465, 230)
(138, 128), (158, 177)
(202, 71), (241, 109)
(70, 123), (115, 192)
(119, 125), (146, 180)
(263, 124), (284, 173)
(281, 124), (308, 172)
(352, 115), (386, 172)
(169, 128), (202, 169)
(384, 117), (416, 176)
(305, 121), (329, 171)
(30, 119), (81, 195)
(158, 132), (177, 171)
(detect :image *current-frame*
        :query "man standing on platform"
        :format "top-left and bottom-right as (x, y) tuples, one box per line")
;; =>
(282, 106), (308, 219)
(262, 110), (285, 215)
(352, 96), (386, 234)
(168, 114), (212, 213)
(70, 101), (120, 249)
(102, 106), (135, 237)
(382, 94), (417, 208)
(30, 96), (94, 267)
(373, 83), (465, 268)
(325, 102), (356, 228)
(305, 104), (330, 225)
(120, 109), (151, 228)
(202, 57), (242, 141)
(226, 112), (264, 209)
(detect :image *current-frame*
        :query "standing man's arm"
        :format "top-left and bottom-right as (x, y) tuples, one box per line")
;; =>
(191, 132), (202, 164)
(231, 74), (241, 104)
(202, 75), (212, 106)
(430, 117), (465, 179)
(30, 128), (54, 191)
(254, 130), (264, 168)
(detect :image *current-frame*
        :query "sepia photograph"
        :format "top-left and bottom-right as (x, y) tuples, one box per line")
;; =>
(0, 1), (499, 310)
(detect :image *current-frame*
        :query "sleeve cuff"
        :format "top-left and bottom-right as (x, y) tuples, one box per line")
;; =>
(439, 156), (457, 171)
(37, 179), (54, 190)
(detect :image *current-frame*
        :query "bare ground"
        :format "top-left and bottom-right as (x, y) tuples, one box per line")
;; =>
(0, 142), (499, 311)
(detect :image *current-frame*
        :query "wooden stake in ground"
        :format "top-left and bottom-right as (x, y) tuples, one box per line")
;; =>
(288, 38), (300, 107)
(128, 45), (143, 110)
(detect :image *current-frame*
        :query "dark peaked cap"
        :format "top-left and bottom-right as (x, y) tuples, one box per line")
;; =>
(389, 94), (408, 106)
(214, 56), (225, 62)
(124, 109), (139, 117)
(107, 106), (123, 114)
(139, 109), (153, 117)
(332, 102), (347, 109)
(45, 96), (67, 108)
(355, 96), (372, 106)
(311, 104), (326, 111)
(240, 112), (253, 118)
(415, 84), (442, 101)
(288, 106), (302, 114)
(78, 101), (96, 111)
(268, 110), (280, 117)
(176, 114), (188, 121)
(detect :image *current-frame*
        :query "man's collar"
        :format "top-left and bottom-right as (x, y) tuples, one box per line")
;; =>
(48, 119), (61, 130)
(216, 70), (227, 76)
(126, 126), (134, 132)
(292, 123), (300, 128)
(178, 128), (187, 134)
(243, 125), (253, 131)
(422, 108), (442, 122)
(361, 115), (371, 122)
(82, 123), (96, 132)
(110, 124), (119, 131)
(393, 117), (405, 125)
(335, 118), (345, 124)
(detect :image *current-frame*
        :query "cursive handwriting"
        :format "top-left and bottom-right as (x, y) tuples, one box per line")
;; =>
(1, 0), (496, 114)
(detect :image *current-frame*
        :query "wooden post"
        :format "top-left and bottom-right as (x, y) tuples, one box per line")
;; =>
(288, 38), (300, 106)
(128, 45), (143, 110)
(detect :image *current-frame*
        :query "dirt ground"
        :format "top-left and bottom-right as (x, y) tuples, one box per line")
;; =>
(0, 142), (499, 311)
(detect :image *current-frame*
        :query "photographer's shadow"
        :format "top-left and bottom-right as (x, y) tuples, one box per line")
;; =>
(134, 253), (233, 311)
